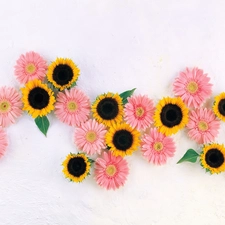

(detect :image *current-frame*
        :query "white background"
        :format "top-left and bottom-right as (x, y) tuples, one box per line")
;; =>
(0, 1), (225, 225)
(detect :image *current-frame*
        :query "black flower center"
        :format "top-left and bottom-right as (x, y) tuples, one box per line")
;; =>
(28, 87), (50, 109)
(67, 157), (87, 177)
(53, 64), (73, 86)
(113, 129), (133, 151)
(97, 97), (119, 120)
(218, 99), (225, 116)
(205, 148), (224, 168)
(160, 103), (182, 128)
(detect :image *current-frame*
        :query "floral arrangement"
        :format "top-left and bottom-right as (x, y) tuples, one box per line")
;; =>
(175, 68), (225, 174)
(1, 51), (225, 191)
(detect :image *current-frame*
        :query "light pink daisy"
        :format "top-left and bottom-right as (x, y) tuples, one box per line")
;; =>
(124, 95), (155, 130)
(187, 108), (220, 144)
(141, 128), (176, 165)
(74, 119), (107, 155)
(0, 87), (23, 127)
(173, 67), (212, 108)
(0, 127), (8, 158)
(95, 151), (129, 190)
(55, 88), (90, 126)
(14, 51), (47, 84)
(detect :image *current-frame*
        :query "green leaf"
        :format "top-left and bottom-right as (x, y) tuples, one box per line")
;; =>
(69, 81), (77, 89)
(177, 149), (200, 164)
(35, 116), (50, 136)
(120, 88), (136, 105)
(88, 158), (95, 164)
(47, 81), (58, 96)
(47, 81), (54, 89)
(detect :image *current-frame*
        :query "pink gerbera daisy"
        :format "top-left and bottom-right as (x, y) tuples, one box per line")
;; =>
(187, 108), (220, 144)
(173, 67), (212, 108)
(141, 128), (176, 165)
(14, 51), (47, 84)
(55, 88), (90, 126)
(74, 119), (107, 155)
(0, 87), (23, 127)
(95, 151), (129, 190)
(0, 127), (8, 158)
(124, 95), (155, 130)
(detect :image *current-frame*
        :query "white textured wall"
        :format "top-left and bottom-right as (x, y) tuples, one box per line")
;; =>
(0, 1), (225, 225)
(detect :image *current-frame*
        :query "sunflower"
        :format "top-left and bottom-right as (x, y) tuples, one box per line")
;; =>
(92, 92), (123, 127)
(47, 58), (80, 91)
(62, 153), (92, 182)
(154, 97), (189, 136)
(213, 92), (225, 122)
(105, 123), (140, 157)
(200, 143), (225, 174)
(21, 79), (55, 118)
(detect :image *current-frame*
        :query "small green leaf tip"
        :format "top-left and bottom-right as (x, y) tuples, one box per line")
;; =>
(69, 81), (77, 89)
(88, 158), (95, 164)
(177, 149), (200, 164)
(120, 88), (136, 105)
(35, 116), (50, 136)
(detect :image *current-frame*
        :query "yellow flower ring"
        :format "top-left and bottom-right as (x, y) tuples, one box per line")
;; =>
(62, 153), (91, 183)
(154, 97), (189, 136)
(213, 92), (225, 122)
(200, 143), (225, 174)
(47, 58), (80, 91)
(21, 79), (55, 118)
(105, 123), (140, 157)
(92, 92), (123, 127)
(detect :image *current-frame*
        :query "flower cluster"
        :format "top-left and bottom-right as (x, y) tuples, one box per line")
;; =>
(0, 51), (80, 154)
(19, 53), (81, 135)
(68, 87), (187, 190)
(1, 52), (225, 191)
(175, 68), (225, 174)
